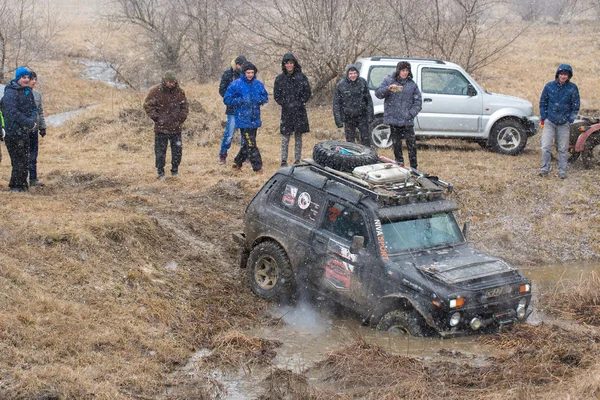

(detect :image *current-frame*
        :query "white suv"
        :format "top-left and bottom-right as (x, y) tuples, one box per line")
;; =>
(355, 57), (539, 155)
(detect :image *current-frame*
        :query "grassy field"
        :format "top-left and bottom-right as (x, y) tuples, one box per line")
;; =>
(0, 20), (599, 399)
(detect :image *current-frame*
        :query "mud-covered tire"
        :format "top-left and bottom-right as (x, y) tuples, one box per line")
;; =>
(377, 310), (432, 337)
(582, 135), (600, 169)
(312, 141), (379, 172)
(489, 119), (527, 155)
(568, 149), (580, 164)
(248, 241), (295, 302)
(369, 116), (393, 149)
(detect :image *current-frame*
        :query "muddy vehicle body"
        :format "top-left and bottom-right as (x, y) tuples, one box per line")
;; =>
(235, 142), (532, 337)
(569, 116), (600, 168)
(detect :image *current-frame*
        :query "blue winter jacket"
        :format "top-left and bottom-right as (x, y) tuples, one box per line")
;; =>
(375, 75), (422, 127)
(539, 64), (580, 126)
(223, 75), (268, 129)
(2, 80), (37, 136)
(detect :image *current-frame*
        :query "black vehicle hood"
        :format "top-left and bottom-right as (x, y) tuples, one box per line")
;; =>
(390, 245), (523, 290)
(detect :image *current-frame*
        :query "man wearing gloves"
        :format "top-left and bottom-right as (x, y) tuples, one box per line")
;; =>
(333, 64), (373, 146)
(539, 63), (580, 179)
(3, 66), (38, 193)
(28, 70), (47, 187)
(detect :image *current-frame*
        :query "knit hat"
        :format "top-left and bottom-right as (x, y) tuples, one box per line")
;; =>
(163, 70), (177, 82)
(241, 61), (258, 74)
(234, 55), (247, 66)
(15, 66), (31, 80)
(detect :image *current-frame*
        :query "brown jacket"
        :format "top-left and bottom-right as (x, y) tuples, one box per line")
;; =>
(143, 82), (189, 134)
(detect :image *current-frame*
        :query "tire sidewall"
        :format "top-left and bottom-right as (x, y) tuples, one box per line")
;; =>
(490, 120), (527, 156)
(247, 241), (295, 301)
(369, 116), (393, 149)
(312, 141), (379, 172)
(377, 310), (430, 337)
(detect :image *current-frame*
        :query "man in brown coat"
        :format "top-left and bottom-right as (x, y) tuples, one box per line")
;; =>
(143, 71), (189, 179)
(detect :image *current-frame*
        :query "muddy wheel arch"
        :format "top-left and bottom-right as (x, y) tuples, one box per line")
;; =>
(371, 295), (436, 333)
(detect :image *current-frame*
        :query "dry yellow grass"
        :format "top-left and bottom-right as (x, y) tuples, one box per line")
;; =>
(0, 20), (599, 399)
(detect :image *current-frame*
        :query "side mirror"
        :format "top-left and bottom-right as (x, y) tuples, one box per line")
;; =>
(462, 221), (470, 240)
(350, 235), (365, 254)
(466, 84), (477, 96)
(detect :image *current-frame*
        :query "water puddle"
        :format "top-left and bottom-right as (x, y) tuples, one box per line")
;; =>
(78, 59), (128, 89)
(45, 105), (99, 128)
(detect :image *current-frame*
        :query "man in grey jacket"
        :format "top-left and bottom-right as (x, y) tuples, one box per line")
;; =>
(375, 61), (422, 169)
(28, 70), (47, 187)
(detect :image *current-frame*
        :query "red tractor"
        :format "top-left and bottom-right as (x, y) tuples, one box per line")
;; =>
(569, 116), (600, 168)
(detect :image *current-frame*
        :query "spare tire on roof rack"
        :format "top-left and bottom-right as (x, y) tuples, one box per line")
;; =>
(312, 141), (379, 172)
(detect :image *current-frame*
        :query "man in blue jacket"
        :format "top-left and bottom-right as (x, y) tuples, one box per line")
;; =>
(3, 67), (38, 192)
(539, 64), (580, 179)
(375, 61), (422, 169)
(224, 61), (268, 174)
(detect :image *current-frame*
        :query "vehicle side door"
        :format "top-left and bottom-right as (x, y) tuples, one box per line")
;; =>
(311, 199), (374, 311)
(416, 66), (484, 136)
(265, 179), (325, 272)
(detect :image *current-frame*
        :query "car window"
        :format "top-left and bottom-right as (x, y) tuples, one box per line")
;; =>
(367, 66), (396, 90)
(322, 201), (369, 244)
(271, 181), (323, 225)
(421, 67), (472, 96)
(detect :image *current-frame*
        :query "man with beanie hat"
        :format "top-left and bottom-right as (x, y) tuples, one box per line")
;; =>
(273, 52), (311, 166)
(217, 55), (247, 164)
(224, 61), (268, 173)
(27, 70), (47, 187)
(375, 61), (422, 169)
(333, 64), (374, 146)
(143, 70), (189, 179)
(3, 66), (38, 192)
(539, 63), (580, 179)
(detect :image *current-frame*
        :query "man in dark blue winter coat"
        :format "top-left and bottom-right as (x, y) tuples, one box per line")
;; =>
(375, 61), (422, 169)
(3, 67), (38, 192)
(333, 64), (374, 146)
(539, 63), (580, 179)
(217, 55), (246, 165)
(224, 61), (268, 174)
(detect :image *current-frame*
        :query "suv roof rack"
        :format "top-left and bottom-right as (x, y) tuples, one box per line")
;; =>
(296, 159), (451, 206)
(368, 56), (445, 64)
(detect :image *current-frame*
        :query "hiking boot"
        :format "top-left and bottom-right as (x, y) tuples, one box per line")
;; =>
(10, 188), (23, 193)
(231, 163), (242, 172)
(293, 159), (301, 165)
(281, 161), (288, 167)
(538, 170), (549, 177)
(218, 153), (227, 165)
(559, 173), (567, 179)
(171, 170), (178, 177)
(254, 169), (264, 175)
(29, 179), (45, 187)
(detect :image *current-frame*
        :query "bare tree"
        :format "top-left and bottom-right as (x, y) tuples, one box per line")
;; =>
(108, 0), (190, 73)
(231, 0), (392, 96)
(0, 0), (61, 81)
(386, 0), (530, 73)
(178, 0), (231, 82)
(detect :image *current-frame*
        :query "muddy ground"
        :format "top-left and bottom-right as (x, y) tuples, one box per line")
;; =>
(0, 52), (599, 398)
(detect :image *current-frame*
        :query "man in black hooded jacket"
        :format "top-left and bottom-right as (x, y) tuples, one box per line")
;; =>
(273, 53), (311, 166)
(333, 64), (374, 146)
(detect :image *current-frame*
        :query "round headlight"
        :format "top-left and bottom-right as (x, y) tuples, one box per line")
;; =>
(470, 317), (482, 330)
(516, 299), (527, 320)
(449, 312), (461, 327)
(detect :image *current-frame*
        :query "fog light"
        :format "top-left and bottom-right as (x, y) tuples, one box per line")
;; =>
(516, 299), (527, 320)
(519, 284), (531, 293)
(470, 317), (482, 330)
(449, 312), (461, 327)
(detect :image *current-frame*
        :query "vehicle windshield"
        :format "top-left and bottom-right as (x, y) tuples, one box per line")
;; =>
(381, 212), (464, 253)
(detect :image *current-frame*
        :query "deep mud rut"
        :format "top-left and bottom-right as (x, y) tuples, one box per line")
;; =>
(132, 179), (600, 399)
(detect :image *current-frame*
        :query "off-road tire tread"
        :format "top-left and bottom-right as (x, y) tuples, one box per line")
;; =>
(313, 141), (379, 172)
(247, 241), (295, 302)
(377, 309), (431, 337)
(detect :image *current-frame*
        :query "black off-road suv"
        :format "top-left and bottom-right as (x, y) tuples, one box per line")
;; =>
(234, 141), (532, 337)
